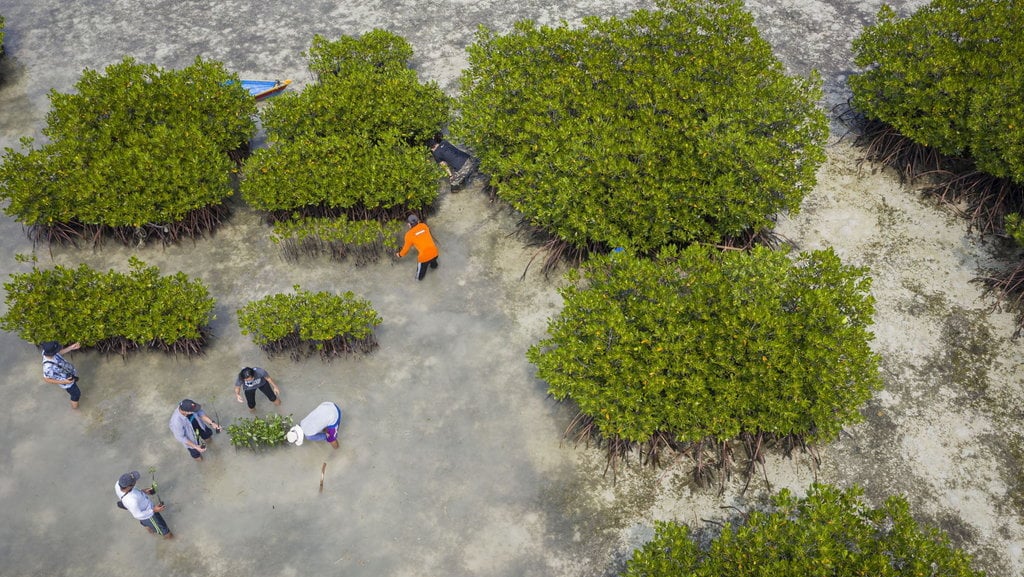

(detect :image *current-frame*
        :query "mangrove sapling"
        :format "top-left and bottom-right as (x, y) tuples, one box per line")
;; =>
(227, 414), (295, 452)
(237, 287), (382, 360)
(147, 466), (163, 506)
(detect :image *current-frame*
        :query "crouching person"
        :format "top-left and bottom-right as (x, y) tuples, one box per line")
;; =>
(286, 401), (342, 449)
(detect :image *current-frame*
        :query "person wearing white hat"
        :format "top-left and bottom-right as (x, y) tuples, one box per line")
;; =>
(287, 401), (342, 449)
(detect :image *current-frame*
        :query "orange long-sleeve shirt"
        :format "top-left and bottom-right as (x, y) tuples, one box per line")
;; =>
(398, 223), (439, 263)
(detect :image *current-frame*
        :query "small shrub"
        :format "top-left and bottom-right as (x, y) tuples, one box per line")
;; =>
(1, 257), (214, 356)
(624, 484), (985, 577)
(0, 56), (255, 246)
(241, 30), (448, 224)
(237, 285), (382, 360)
(851, 0), (1024, 184)
(528, 246), (880, 483)
(271, 215), (404, 264)
(227, 414), (295, 451)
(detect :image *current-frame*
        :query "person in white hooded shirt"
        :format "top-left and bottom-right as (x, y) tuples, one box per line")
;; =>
(287, 402), (342, 449)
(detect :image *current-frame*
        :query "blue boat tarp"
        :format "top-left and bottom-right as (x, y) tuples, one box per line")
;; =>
(234, 79), (292, 100)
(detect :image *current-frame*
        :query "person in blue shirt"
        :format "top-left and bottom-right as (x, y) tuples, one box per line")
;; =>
(169, 399), (222, 461)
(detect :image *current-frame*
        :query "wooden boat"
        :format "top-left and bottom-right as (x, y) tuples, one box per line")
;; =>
(241, 79), (292, 101)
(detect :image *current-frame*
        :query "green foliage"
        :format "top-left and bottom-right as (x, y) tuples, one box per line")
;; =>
(237, 285), (382, 359)
(0, 14), (5, 55)
(242, 132), (442, 214)
(227, 414), (295, 451)
(0, 257), (215, 356)
(527, 245), (880, 444)
(623, 484), (985, 577)
(306, 29), (414, 80)
(852, 0), (1024, 184)
(241, 30), (448, 220)
(271, 215), (404, 263)
(1005, 213), (1024, 247)
(0, 57), (255, 239)
(455, 0), (826, 252)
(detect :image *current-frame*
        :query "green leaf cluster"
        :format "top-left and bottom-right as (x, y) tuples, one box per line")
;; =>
(237, 285), (382, 357)
(242, 131), (442, 214)
(0, 14), (5, 55)
(852, 0), (1024, 183)
(241, 30), (448, 218)
(624, 484), (985, 577)
(227, 414), (295, 451)
(527, 246), (880, 444)
(0, 57), (255, 228)
(1, 257), (215, 350)
(454, 0), (827, 252)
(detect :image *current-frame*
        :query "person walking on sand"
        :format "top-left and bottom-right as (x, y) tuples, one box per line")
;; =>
(286, 401), (342, 449)
(115, 470), (173, 539)
(169, 399), (222, 461)
(234, 367), (281, 414)
(40, 341), (83, 409)
(396, 214), (439, 281)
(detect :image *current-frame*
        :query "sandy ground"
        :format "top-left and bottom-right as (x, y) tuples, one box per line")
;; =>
(1, 0), (1021, 576)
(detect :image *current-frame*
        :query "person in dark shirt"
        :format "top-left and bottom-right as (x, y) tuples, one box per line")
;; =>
(428, 133), (478, 188)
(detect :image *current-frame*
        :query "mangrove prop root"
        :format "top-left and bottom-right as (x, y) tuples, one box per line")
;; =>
(557, 415), (818, 488)
(259, 333), (379, 361)
(26, 205), (232, 249)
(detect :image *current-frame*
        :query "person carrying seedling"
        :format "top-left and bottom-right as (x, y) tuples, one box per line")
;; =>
(286, 401), (342, 449)
(234, 367), (282, 414)
(169, 398), (222, 461)
(115, 470), (173, 539)
(40, 340), (82, 409)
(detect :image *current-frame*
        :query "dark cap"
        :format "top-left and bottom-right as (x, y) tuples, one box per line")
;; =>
(41, 341), (61, 356)
(179, 399), (201, 412)
(407, 214), (420, 226)
(118, 470), (140, 488)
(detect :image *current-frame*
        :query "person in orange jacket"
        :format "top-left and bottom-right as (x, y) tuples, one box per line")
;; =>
(396, 213), (439, 281)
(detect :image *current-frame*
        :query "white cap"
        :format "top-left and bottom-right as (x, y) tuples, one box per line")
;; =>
(286, 425), (304, 446)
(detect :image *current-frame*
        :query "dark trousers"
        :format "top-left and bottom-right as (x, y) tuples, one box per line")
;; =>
(65, 382), (81, 402)
(244, 382), (278, 409)
(140, 512), (170, 535)
(186, 426), (214, 459)
(416, 257), (439, 280)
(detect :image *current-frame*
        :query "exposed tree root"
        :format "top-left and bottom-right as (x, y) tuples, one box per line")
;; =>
(560, 410), (818, 490)
(27, 204), (232, 248)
